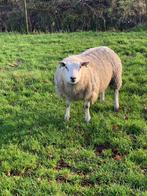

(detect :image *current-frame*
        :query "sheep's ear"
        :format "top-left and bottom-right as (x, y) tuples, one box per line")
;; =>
(80, 62), (89, 67)
(59, 61), (66, 67)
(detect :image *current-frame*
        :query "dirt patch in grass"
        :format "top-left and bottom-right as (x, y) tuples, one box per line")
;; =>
(81, 178), (95, 187)
(56, 175), (70, 183)
(55, 159), (71, 170)
(95, 144), (128, 161)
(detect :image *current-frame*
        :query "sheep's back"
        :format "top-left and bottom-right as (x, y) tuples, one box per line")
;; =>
(80, 47), (117, 92)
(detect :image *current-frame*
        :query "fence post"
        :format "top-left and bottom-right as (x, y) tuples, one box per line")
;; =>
(24, 0), (29, 33)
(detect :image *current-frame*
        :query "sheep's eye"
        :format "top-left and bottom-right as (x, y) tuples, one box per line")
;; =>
(59, 62), (69, 70)
(79, 65), (82, 70)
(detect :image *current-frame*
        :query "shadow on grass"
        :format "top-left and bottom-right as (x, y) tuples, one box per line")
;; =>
(0, 107), (67, 147)
(0, 100), (109, 149)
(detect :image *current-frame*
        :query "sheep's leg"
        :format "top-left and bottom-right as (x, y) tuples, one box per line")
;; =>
(84, 101), (91, 123)
(100, 92), (105, 102)
(113, 65), (122, 112)
(114, 89), (119, 112)
(64, 99), (71, 121)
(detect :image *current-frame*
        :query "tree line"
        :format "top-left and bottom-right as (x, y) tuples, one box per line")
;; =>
(0, 0), (146, 32)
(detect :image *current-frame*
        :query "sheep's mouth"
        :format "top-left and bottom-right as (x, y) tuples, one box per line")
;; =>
(68, 81), (78, 85)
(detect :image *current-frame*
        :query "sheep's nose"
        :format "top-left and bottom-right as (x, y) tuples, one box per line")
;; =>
(70, 77), (76, 82)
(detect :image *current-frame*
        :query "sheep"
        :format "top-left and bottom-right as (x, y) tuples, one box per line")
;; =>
(54, 46), (122, 122)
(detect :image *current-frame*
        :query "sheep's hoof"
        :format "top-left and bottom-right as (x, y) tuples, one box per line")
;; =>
(85, 116), (91, 123)
(100, 97), (105, 102)
(64, 115), (70, 121)
(114, 108), (119, 112)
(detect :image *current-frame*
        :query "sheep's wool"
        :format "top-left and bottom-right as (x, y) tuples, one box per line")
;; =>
(55, 46), (122, 104)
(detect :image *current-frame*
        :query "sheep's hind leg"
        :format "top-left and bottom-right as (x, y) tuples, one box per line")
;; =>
(114, 89), (119, 112)
(64, 99), (71, 121)
(113, 65), (122, 112)
(100, 91), (105, 102)
(84, 101), (91, 123)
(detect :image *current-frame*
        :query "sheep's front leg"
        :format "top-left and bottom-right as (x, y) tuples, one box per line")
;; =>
(84, 101), (91, 123)
(114, 89), (119, 112)
(64, 99), (71, 121)
(100, 91), (105, 102)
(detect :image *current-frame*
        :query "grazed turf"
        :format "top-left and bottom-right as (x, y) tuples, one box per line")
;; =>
(0, 31), (147, 195)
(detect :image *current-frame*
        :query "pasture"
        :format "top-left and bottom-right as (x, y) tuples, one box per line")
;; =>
(0, 31), (147, 195)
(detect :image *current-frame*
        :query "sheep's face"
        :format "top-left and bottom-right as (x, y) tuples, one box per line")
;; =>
(60, 61), (89, 85)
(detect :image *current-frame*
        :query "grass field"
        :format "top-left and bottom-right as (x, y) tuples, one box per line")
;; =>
(0, 31), (147, 195)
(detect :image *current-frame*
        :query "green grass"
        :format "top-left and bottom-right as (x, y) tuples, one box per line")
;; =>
(0, 31), (147, 195)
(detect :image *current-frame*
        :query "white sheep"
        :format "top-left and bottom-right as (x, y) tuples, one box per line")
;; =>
(54, 46), (122, 122)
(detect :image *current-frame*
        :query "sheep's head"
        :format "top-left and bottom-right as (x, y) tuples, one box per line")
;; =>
(59, 60), (89, 85)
